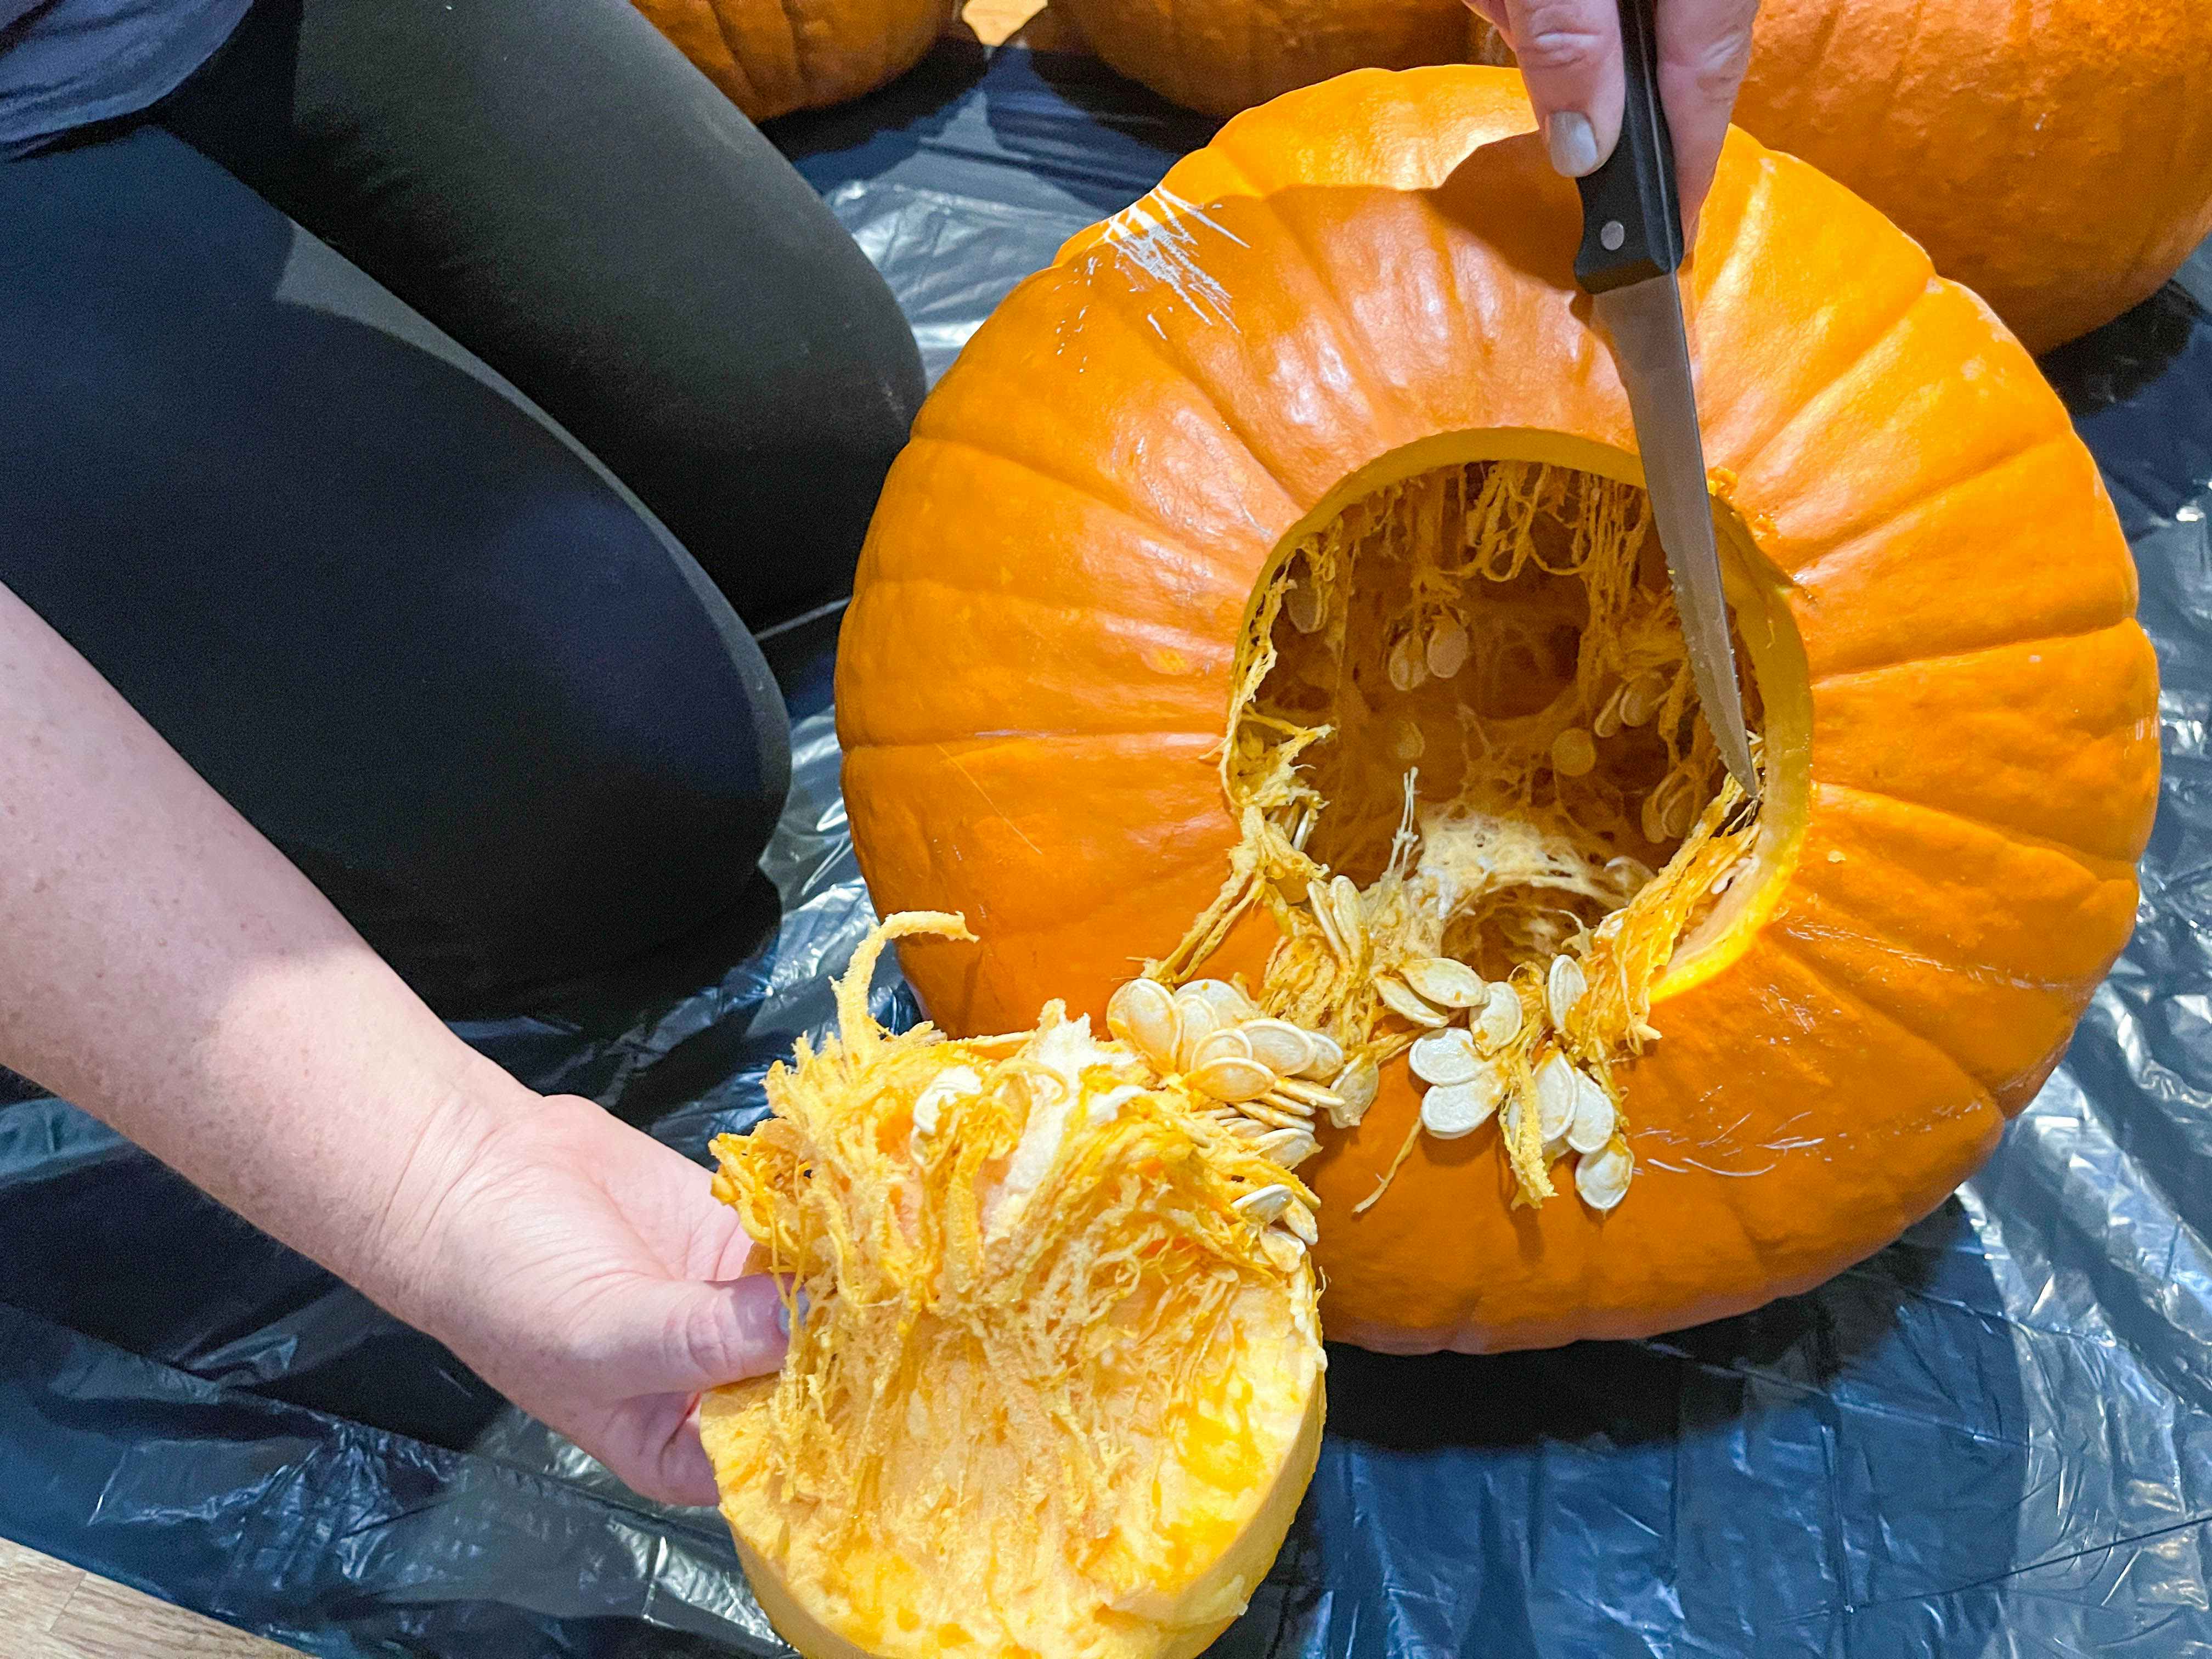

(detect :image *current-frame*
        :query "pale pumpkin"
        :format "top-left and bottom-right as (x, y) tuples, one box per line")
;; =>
(834, 67), (2160, 1355)
(631, 0), (956, 121)
(703, 914), (1326, 1659)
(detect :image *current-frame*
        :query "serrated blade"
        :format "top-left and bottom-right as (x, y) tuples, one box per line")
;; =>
(1594, 275), (1760, 802)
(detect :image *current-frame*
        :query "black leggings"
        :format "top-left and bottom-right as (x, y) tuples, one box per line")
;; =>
(0, 0), (925, 1011)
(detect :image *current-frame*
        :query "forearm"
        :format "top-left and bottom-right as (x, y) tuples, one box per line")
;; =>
(0, 579), (528, 1316)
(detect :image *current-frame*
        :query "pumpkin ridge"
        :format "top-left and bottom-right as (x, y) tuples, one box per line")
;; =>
(1758, 928), (2002, 1124)
(904, 435), (1269, 594)
(872, 571), (1234, 680)
(699, 0), (780, 114)
(1814, 781), (2136, 884)
(1804, 618), (2138, 692)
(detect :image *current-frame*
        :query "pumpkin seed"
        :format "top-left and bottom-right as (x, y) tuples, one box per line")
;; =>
(1282, 1199), (1319, 1245)
(1105, 978), (1180, 1074)
(1296, 1029), (1345, 1081)
(1239, 1017), (1314, 1077)
(1392, 719), (1426, 763)
(1328, 875), (1368, 958)
(1190, 1027), (1254, 1071)
(1187, 1055), (1276, 1103)
(1547, 954), (1587, 1031)
(1239, 1096), (1314, 1130)
(1640, 791), (1669, 844)
(1575, 1136), (1634, 1211)
(1285, 572), (1326, 635)
(1375, 973), (1451, 1027)
(1550, 727), (1598, 778)
(1420, 1065), (1504, 1138)
(1186, 978), (1257, 1025)
(1329, 1054), (1380, 1126)
(1618, 672), (1666, 727)
(1255, 1127), (1319, 1167)
(1386, 631), (1430, 692)
(1308, 884), (1347, 960)
(1425, 616), (1471, 680)
(1566, 1072), (1616, 1154)
(1398, 955), (1487, 1008)
(1592, 684), (1626, 738)
(1475, 982), (1524, 1049)
(1232, 1183), (1293, 1223)
(1173, 990), (1223, 1069)
(1532, 1052), (1579, 1141)
(1266, 1076), (1336, 1110)
(1409, 1026), (1481, 1086)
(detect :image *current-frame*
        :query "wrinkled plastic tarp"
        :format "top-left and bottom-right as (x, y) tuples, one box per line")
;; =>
(7, 40), (2212, 1658)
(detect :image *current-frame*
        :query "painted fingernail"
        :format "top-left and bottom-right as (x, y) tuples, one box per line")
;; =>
(1547, 111), (1600, 178)
(774, 1286), (810, 1339)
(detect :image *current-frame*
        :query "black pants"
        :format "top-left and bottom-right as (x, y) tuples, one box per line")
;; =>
(0, 0), (926, 1010)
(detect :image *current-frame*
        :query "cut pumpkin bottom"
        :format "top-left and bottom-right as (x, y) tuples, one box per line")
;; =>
(1158, 456), (1768, 1217)
(702, 913), (1327, 1659)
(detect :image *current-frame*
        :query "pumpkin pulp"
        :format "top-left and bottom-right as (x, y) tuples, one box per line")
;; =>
(1152, 445), (1809, 1213)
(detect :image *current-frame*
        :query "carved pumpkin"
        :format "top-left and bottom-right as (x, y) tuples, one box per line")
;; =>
(631, 0), (956, 122)
(834, 67), (2159, 1353)
(703, 915), (1325, 1659)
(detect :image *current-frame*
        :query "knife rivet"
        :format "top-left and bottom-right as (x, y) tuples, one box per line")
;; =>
(1600, 219), (1626, 252)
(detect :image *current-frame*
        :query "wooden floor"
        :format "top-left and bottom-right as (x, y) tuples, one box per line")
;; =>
(0, 1537), (306, 1658)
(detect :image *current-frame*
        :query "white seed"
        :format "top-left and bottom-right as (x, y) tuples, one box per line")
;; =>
(1533, 1052), (1579, 1141)
(1551, 727), (1598, 778)
(1240, 1018), (1315, 1077)
(1566, 1073), (1616, 1154)
(1225, 1115), (1276, 1140)
(1107, 978), (1181, 1074)
(1285, 573), (1326, 635)
(1398, 955), (1487, 1008)
(1266, 1076), (1337, 1111)
(1662, 785), (1696, 840)
(1240, 1096), (1313, 1130)
(1543, 1135), (1570, 1164)
(1282, 1199), (1320, 1245)
(1420, 1066), (1504, 1138)
(1261, 1227), (1307, 1272)
(1425, 617), (1471, 680)
(1575, 1136), (1634, 1211)
(1186, 978), (1258, 1025)
(1329, 1054), (1380, 1126)
(1190, 1026), (1254, 1071)
(1173, 989), (1223, 1070)
(1233, 1183), (1293, 1223)
(1308, 883), (1347, 959)
(1605, 855), (1655, 894)
(1375, 973), (1452, 1027)
(1641, 792), (1669, 844)
(1187, 1056), (1277, 1104)
(1392, 719), (1426, 763)
(1619, 673), (1665, 727)
(1255, 1127), (1319, 1167)
(1328, 876), (1368, 960)
(911, 1065), (983, 1142)
(1592, 685), (1626, 739)
(1296, 1030), (1345, 1081)
(1475, 982), (1524, 1049)
(1547, 954), (1588, 1032)
(1387, 631), (1430, 692)
(1409, 1026), (1482, 1086)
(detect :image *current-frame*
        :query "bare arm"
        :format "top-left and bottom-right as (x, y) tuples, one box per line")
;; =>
(0, 578), (782, 1504)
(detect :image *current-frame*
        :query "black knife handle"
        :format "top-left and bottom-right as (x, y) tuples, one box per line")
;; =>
(1573, 0), (1682, 294)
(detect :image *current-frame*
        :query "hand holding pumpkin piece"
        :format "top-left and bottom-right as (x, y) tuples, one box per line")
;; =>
(699, 913), (1327, 1659)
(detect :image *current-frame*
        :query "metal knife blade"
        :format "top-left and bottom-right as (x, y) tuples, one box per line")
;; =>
(1594, 275), (1760, 801)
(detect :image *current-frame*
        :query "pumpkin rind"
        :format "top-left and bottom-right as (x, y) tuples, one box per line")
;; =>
(630, 0), (956, 121)
(837, 68), (2159, 1353)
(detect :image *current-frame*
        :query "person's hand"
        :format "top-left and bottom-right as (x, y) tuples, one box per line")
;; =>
(384, 1092), (788, 1507)
(1467, 0), (1760, 234)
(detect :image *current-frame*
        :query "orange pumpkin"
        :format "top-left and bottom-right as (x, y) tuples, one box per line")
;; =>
(834, 67), (2160, 1354)
(1049, 0), (1475, 119)
(631, 0), (956, 121)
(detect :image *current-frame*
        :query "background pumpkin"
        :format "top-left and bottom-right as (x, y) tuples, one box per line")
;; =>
(630, 0), (957, 121)
(834, 67), (2160, 1353)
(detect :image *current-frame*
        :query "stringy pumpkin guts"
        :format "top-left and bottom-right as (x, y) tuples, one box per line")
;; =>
(701, 913), (1327, 1659)
(1154, 459), (1764, 1214)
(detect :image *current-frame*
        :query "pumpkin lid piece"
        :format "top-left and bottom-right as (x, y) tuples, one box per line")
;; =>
(837, 68), (2159, 1356)
(703, 914), (1326, 1659)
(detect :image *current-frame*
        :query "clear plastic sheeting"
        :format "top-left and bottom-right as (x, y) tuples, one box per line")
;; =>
(4, 42), (2212, 1659)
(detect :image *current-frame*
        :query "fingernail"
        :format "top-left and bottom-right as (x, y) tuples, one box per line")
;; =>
(1547, 111), (1600, 178)
(774, 1286), (810, 1339)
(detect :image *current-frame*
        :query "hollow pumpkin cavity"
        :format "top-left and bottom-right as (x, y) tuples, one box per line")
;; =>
(1154, 458), (1764, 1214)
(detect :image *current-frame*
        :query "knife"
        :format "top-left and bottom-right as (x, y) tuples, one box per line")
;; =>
(1571, 0), (1760, 802)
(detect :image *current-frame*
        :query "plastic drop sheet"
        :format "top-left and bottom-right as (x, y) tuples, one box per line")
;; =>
(6, 40), (2212, 1658)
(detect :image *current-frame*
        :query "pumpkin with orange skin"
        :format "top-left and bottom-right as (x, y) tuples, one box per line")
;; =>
(834, 67), (2160, 1353)
(630, 0), (955, 121)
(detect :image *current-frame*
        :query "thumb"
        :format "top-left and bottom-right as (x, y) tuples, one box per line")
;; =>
(1494, 0), (1626, 184)
(627, 1272), (793, 1397)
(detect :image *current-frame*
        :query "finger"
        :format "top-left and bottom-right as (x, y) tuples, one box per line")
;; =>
(1496, 0), (1625, 183)
(627, 1271), (793, 1397)
(1653, 0), (1759, 235)
(594, 1395), (724, 1509)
